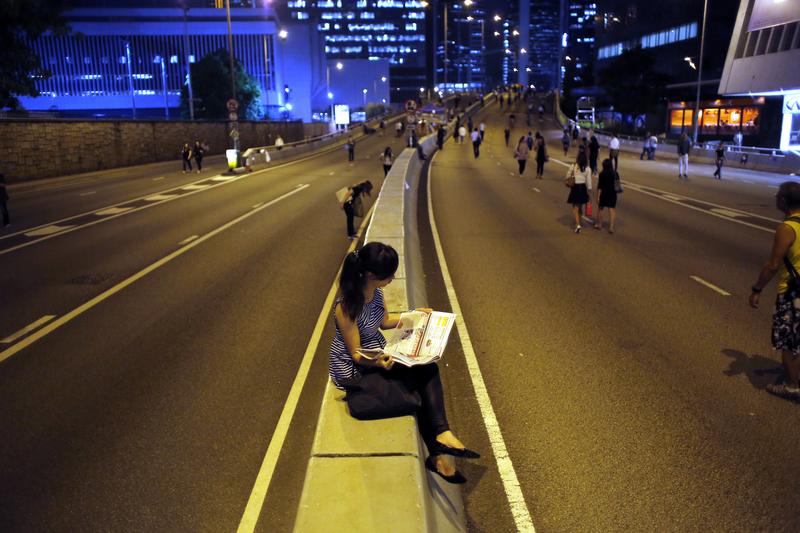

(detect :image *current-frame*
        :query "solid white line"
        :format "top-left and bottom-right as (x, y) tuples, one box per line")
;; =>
(0, 185), (309, 364)
(178, 235), (198, 246)
(252, 203), (263, 209)
(235, 204), (375, 533)
(79, 191), (96, 196)
(1, 315), (57, 344)
(690, 275), (731, 296)
(427, 151), (536, 532)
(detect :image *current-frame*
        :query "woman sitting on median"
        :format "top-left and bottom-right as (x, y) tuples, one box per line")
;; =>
(329, 242), (480, 484)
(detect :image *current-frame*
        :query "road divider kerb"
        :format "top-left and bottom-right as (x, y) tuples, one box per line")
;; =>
(293, 94), (493, 533)
(235, 205), (375, 533)
(0, 184), (309, 364)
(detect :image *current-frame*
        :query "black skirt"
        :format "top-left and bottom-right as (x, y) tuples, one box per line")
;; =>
(598, 190), (617, 208)
(567, 183), (589, 205)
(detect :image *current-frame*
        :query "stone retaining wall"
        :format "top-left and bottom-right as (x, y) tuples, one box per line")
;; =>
(0, 119), (329, 183)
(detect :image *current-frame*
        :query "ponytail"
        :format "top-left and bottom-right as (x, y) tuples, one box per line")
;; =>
(340, 250), (366, 321)
(339, 242), (399, 320)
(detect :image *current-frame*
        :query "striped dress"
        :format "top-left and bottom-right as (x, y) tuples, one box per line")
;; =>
(329, 288), (387, 389)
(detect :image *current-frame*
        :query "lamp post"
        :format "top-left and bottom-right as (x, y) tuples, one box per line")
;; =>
(224, 0), (238, 154)
(124, 40), (136, 119)
(181, 3), (194, 120)
(362, 88), (368, 107)
(326, 61), (343, 127)
(692, 0), (709, 145)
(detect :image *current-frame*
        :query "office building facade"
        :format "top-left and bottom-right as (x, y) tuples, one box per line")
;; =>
(284, 0), (427, 102)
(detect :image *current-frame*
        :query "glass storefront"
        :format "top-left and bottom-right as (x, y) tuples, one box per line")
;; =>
(701, 108), (719, 133)
(668, 99), (762, 137)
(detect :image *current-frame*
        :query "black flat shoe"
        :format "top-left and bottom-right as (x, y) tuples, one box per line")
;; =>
(432, 441), (481, 459)
(425, 456), (467, 484)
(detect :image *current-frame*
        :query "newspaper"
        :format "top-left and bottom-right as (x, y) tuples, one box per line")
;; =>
(360, 311), (457, 367)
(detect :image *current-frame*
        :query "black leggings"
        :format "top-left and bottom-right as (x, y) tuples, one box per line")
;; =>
(536, 159), (545, 176)
(383, 164), (392, 177)
(517, 159), (527, 175)
(361, 364), (450, 452)
(182, 158), (192, 172)
(195, 157), (203, 171)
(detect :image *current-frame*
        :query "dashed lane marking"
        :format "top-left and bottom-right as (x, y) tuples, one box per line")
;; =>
(709, 207), (744, 218)
(329, 171), (335, 175)
(252, 203), (263, 209)
(79, 191), (97, 197)
(181, 184), (211, 191)
(153, 177), (164, 181)
(94, 207), (134, 216)
(1, 316), (56, 344)
(144, 194), (177, 201)
(24, 225), (76, 237)
(0, 184), (310, 364)
(427, 150), (536, 533)
(690, 275), (731, 296)
(533, 187), (541, 193)
(178, 235), (198, 246)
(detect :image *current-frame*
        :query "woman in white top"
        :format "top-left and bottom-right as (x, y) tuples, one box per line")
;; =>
(513, 136), (529, 176)
(566, 147), (592, 234)
(458, 125), (467, 144)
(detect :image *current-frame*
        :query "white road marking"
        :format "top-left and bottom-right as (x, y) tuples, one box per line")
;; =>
(145, 194), (177, 201)
(211, 175), (236, 182)
(252, 203), (263, 209)
(509, 172), (515, 176)
(153, 177), (164, 181)
(181, 184), (211, 191)
(178, 235), (198, 246)
(741, 179), (754, 184)
(79, 191), (96, 197)
(427, 151), (536, 533)
(1, 315), (56, 344)
(329, 171), (335, 175)
(0, 185), (310, 364)
(533, 187), (541, 193)
(24, 225), (75, 237)
(690, 275), (731, 296)
(662, 194), (682, 201)
(709, 207), (744, 218)
(94, 207), (134, 216)
(497, 162), (501, 166)
(236, 203), (375, 533)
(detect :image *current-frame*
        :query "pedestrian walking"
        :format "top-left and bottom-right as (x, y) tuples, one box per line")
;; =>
(193, 140), (205, 173)
(504, 127), (511, 147)
(572, 123), (579, 142)
(640, 132), (651, 160)
(380, 147), (393, 177)
(479, 122), (486, 141)
(467, 117), (473, 134)
(608, 133), (620, 171)
(379, 120), (385, 136)
(275, 135), (285, 150)
(733, 130), (744, 147)
(538, 104), (544, 121)
(514, 136), (529, 176)
(677, 132), (691, 179)
(589, 133), (600, 174)
(0, 174), (10, 227)
(534, 136), (548, 179)
(330, 242), (480, 483)
(341, 180), (373, 239)
(749, 181), (800, 401)
(180, 143), (192, 173)
(594, 158), (618, 233)
(471, 128), (481, 158)
(509, 113), (516, 128)
(561, 129), (571, 156)
(526, 131), (534, 151)
(347, 136), (356, 162)
(648, 134), (658, 159)
(458, 125), (467, 144)
(713, 142), (726, 179)
(395, 121), (403, 137)
(437, 125), (446, 150)
(565, 149), (592, 234)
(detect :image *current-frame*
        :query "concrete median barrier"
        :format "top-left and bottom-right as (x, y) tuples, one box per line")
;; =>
(293, 95), (491, 533)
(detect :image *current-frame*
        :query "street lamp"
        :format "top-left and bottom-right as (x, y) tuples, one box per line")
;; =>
(692, 0), (709, 144)
(493, 14), (501, 22)
(224, 0), (238, 158)
(326, 62), (344, 127)
(278, 29), (288, 39)
(362, 88), (368, 107)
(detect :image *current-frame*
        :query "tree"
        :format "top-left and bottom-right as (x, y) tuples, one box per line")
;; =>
(596, 47), (669, 125)
(0, 0), (72, 110)
(181, 49), (261, 120)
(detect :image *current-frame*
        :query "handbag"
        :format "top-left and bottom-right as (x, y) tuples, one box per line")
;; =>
(585, 201), (593, 217)
(614, 171), (624, 193)
(353, 195), (366, 217)
(564, 165), (576, 188)
(345, 370), (422, 420)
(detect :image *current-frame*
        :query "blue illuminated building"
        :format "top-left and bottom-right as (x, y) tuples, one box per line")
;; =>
(284, 0), (427, 102)
(563, 1), (596, 89)
(18, 3), (328, 121)
(528, 0), (563, 91)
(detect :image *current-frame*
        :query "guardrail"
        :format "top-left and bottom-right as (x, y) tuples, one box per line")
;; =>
(293, 93), (493, 533)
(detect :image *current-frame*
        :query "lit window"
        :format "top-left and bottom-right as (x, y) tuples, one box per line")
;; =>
(297, 12), (309, 19)
(170, 55), (178, 64)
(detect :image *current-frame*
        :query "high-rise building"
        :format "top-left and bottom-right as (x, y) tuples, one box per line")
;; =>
(283, 0), (427, 102)
(562, 2), (596, 91)
(431, 2), (487, 91)
(529, 0), (563, 91)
